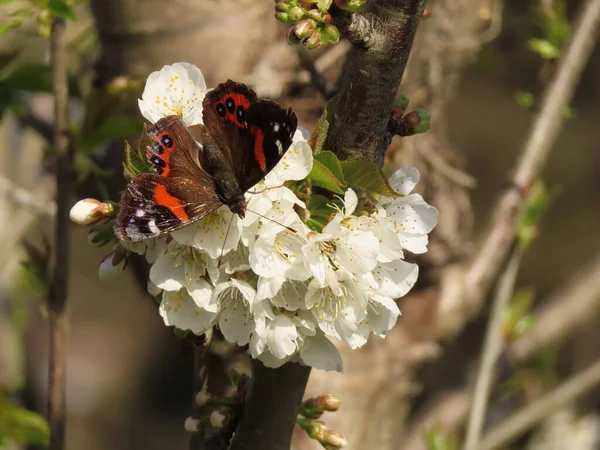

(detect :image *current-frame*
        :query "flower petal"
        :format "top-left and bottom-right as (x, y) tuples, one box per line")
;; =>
(299, 332), (343, 373)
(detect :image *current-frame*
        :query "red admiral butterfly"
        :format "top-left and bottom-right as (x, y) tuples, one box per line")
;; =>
(115, 80), (298, 242)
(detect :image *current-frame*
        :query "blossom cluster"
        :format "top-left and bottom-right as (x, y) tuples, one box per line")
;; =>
(73, 63), (439, 372)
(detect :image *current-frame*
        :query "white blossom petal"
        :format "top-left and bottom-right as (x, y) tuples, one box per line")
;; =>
(159, 289), (217, 334)
(388, 166), (420, 196)
(299, 332), (343, 373)
(264, 139), (313, 186)
(138, 62), (207, 126)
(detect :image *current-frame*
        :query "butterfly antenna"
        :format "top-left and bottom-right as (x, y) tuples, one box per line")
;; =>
(218, 214), (236, 267)
(246, 208), (297, 233)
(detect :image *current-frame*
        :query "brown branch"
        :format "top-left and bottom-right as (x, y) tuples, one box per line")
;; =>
(403, 249), (600, 450)
(479, 358), (600, 450)
(463, 0), (600, 315)
(229, 360), (311, 450)
(48, 16), (72, 450)
(189, 330), (213, 450)
(464, 247), (522, 450)
(325, 0), (428, 166)
(226, 3), (428, 449)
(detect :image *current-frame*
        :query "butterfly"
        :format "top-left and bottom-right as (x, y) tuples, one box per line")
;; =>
(115, 80), (298, 242)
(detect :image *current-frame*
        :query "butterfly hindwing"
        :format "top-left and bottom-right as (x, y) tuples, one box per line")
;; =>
(201, 80), (298, 192)
(243, 100), (297, 191)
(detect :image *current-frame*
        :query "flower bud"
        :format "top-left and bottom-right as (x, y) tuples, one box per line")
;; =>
(209, 410), (228, 429)
(305, 419), (327, 441)
(306, 8), (326, 22)
(275, 1), (291, 12)
(98, 247), (127, 281)
(287, 27), (303, 45)
(293, 19), (316, 39)
(195, 391), (213, 407)
(70, 199), (116, 225)
(300, 394), (341, 418)
(304, 31), (322, 49)
(322, 429), (347, 449)
(184, 416), (202, 433)
(69, 198), (102, 225)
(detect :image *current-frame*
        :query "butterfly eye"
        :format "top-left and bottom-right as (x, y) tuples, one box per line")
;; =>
(226, 98), (236, 114)
(161, 134), (174, 148)
(217, 103), (227, 117)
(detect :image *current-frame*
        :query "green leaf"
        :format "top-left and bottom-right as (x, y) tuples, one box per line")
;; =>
(0, 400), (50, 445)
(307, 159), (345, 195)
(313, 151), (344, 183)
(82, 115), (142, 152)
(47, 0), (76, 20)
(123, 139), (152, 179)
(316, 0), (332, 12)
(527, 38), (560, 60)
(340, 159), (400, 197)
(515, 90), (535, 110)
(308, 96), (337, 153)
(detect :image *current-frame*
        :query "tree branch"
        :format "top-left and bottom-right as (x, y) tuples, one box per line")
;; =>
(464, 247), (522, 450)
(464, 0), (600, 314)
(47, 16), (72, 450)
(229, 360), (311, 450)
(325, 0), (428, 166)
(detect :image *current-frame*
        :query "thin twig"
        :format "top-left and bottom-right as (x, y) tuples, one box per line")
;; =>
(403, 249), (600, 450)
(18, 112), (55, 144)
(0, 175), (56, 216)
(479, 358), (600, 450)
(464, 0), (600, 314)
(48, 16), (72, 450)
(464, 247), (522, 450)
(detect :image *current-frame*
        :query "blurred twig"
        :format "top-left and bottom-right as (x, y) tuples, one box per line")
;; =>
(189, 330), (213, 450)
(463, 0), (600, 318)
(479, 358), (600, 450)
(404, 250), (600, 450)
(464, 246), (522, 450)
(48, 16), (72, 450)
(18, 111), (54, 144)
(0, 175), (56, 216)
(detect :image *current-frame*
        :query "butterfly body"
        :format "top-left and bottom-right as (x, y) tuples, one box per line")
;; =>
(115, 80), (298, 242)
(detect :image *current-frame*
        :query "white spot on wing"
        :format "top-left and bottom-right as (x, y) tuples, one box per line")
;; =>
(273, 123), (280, 132)
(148, 220), (159, 234)
(275, 139), (283, 154)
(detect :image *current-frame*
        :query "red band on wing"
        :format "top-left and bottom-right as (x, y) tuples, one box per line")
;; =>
(250, 126), (266, 172)
(153, 184), (189, 222)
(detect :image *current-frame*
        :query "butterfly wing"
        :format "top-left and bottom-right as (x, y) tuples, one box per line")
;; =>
(201, 80), (298, 193)
(115, 115), (222, 242)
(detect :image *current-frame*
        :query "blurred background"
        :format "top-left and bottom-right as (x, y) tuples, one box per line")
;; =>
(1, 0), (599, 449)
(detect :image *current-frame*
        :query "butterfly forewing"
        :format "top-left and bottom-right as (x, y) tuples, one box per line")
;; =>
(115, 116), (222, 241)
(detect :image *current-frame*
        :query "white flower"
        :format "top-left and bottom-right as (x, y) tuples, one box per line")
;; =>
(263, 127), (313, 186)
(302, 192), (379, 290)
(171, 208), (243, 259)
(149, 242), (218, 310)
(210, 279), (256, 346)
(250, 217), (311, 281)
(298, 331), (343, 373)
(138, 62), (207, 126)
(380, 167), (439, 254)
(305, 275), (369, 349)
(159, 289), (217, 335)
